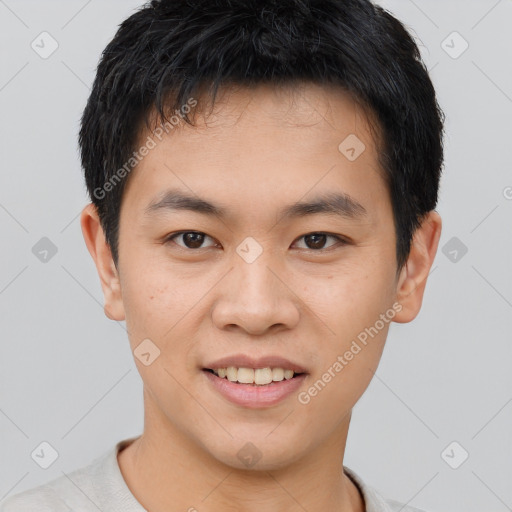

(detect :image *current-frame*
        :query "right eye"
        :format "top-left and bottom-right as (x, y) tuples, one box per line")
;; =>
(164, 231), (218, 250)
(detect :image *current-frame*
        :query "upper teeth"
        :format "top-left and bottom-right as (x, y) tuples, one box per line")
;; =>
(213, 367), (296, 385)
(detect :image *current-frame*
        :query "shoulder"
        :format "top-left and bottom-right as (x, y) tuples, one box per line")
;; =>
(1, 437), (143, 512)
(344, 466), (431, 512)
(0, 482), (72, 511)
(0, 446), (117, 512)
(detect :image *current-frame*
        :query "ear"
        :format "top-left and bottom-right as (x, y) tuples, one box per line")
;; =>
(80, 203), (125, 321)
(393, 210), (442, 323)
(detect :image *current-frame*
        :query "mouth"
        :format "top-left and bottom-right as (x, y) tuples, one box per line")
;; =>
(202, 367), (307, 386)
(202, 366), (308, 408)
(201, 355), (309, 407)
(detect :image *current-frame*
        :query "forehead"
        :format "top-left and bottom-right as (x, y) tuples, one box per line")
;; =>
(146, 82), (380, 144)
(122, 83), (389, 226)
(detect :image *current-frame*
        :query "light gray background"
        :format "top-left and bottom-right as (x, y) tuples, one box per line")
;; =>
(1, 1), (511, 510)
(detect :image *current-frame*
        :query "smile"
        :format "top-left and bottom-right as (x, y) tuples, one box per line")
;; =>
(202, 369), (307, 408)
(206, 367), (303, 385)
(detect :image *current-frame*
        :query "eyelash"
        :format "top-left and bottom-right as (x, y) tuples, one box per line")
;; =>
(164, 231), (349, 252)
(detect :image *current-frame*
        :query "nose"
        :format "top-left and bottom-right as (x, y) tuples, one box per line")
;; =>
(211, 252), (301, 336)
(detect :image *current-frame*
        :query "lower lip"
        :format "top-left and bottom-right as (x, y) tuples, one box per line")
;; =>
(203, 370), (307, 408)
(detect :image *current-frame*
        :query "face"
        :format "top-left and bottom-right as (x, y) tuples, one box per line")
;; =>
(83, 82), (440, 471)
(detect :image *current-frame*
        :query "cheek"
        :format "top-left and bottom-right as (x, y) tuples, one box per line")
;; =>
(119, 258), (207, 369)
(119, 258), (177, 342)
(302, 264), (394, 335)
(120, 267), (198, 389)
(298, 298), (392, 425)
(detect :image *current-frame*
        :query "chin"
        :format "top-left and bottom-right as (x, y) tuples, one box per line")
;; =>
(203, 434), (308, 472)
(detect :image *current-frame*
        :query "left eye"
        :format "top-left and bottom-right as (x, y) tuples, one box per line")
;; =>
(292, 233), (346, 250)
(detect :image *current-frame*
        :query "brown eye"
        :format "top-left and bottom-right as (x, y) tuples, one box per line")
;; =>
(304, 233), (327, 249)
(167, 231), (216, 249)
(293, 233), (347, 251)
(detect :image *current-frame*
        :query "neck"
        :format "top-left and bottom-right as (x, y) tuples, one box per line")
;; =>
(117, 393), (365, 512)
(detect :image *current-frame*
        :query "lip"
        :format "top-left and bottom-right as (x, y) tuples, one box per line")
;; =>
(202, 354), (308, 373)
(203, 370), (307, 409)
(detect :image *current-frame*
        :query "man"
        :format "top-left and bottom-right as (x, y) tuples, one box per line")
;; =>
(1, 0), (444, 510)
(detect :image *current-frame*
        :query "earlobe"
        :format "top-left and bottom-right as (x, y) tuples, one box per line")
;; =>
(393, 210), (442, 323)
(80, 203), (126, 321)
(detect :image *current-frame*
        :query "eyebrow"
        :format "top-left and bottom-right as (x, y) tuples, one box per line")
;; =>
(144, 189), (368, 221)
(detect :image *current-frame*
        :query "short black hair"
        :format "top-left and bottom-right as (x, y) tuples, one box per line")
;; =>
(79, 0), (444, 271)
